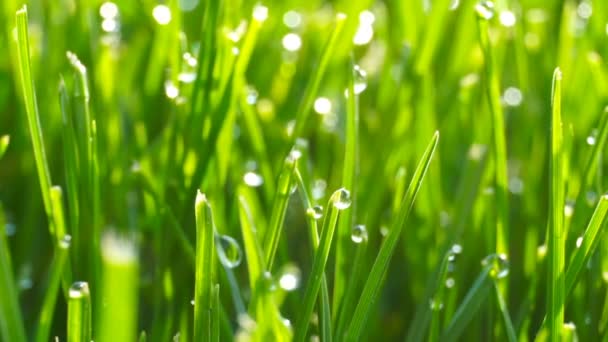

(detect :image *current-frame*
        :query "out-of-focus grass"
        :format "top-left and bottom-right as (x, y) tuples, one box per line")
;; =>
(1, 0), (608, 341)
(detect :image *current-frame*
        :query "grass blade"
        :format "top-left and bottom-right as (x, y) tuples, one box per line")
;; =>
(344, 131), (439, 341)
(0, 203), (27, 342)
(67, 282), (91, 342)
(98, 233), (139, 342)
(294, 188), (351, 342)
(547, 67), (565, 341)
(494, 281), (517, 342)
(15, 5), (53, 218)
(194, 191), (216, 342)
(212, 284), (220, 342)
(35, 235), (71, 342)
(0, 135), (8, 159)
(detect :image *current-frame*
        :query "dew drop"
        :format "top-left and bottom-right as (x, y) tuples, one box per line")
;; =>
(282, 33), (302, 51)
(586, 135), (596, 145)
(575, 236), (583, 248)
(429, 298), (444, 311)
(481, 253), (509, 279)
(216, 234), (242, 268)
(243, 171), (263, 187)
(312, 179), (327, 200)
(564, 200), (575, 217)
(178, 72), (196, 83)
(353, 65), (368, 94)
(499, 10), (516, 27)
(279, 265), (301, 291)
(586, 191), (598, 206)
(331, 188), (352, 210)
(283, 10), (302, 28)
(164, 80), (179, 99)
(246, 86), (259, 105)
(445, 278), (455, 288)
(100, 2), (119, 19)
(252, 5), (269, 22)
(451, 244), (463, 254)
(475, 1), (495, 20)
(152, 5), (172, 25)
(351, 225), (368, 243)
(306, 205), (324, 220)
(69, 281), (90, 298)
(261, 271), (276, 292)
(314, 97), (332, 115)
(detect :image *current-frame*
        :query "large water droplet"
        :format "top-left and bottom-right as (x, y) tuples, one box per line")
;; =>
(69, 281), (90, 298)
(331, 188), (352, 210)
(164, 80), (179, 99)
(481, 253), (509, 279)
(152, 5), (172, 25)
(475, 1), (495, 20)
(351, 225), (368, 243)
(306, 205), (324, 220)
(216, 234), (242, 268)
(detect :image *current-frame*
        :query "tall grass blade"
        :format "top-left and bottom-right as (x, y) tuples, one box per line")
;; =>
(0, 135), (8, 159)
(194, 191), (216, 342)
(344, 131), (439, 341)
(67, 282), (91, 342)
(547, 67), (565, 342)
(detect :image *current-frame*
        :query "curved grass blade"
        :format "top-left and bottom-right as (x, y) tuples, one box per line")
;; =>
(344, 131), (439, 341)
(36, 235), (71, 342)
(67, 282), (91, 342)
(194, 191), (216, 342)
(547, 67), (565, 342)
(294, 188), (351, 342)
(0, 204), (27, 342)
(98, 233), (139, 342)
(292, 13), (347, 139)
(15, 6), (53, 218)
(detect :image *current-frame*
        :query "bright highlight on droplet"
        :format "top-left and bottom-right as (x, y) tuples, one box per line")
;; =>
(243, 171), (263, 187)
(282, 33), (302, 51)
(279, 273), (299, 291)
(314, 97), (332, 115)
(164, 80), (179, 99)
(102, 19), (118, 32)
(100, 2), (118, 19)
(475, 1), (495, 20)
(577, 1), (592, 19)
(499, 10), (516, 27)
(575, 236), (583, 248)
(353, 10), (375, 46)
(253, 5), (269, 22)
(152, 5), (172, 25)
(503, 87), (523, 107)
(283, 10), (302, 28)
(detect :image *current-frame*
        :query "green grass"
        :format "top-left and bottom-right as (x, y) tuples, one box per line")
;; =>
(3, 1), (608, 341)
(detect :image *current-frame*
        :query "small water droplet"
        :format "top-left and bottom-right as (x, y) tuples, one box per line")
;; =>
(100, 2), (119, 19)
(246, 86), (258, 105)
(451, 244), (463, 254)
(261, 271), (276, 292)
(283, 10), (302, 28)
(429, 298), (444, 311)
(508, 177), (524, 194)
(445, 278), (455, 288)
(564, 200), (575, 217)
(482, 253), (509, 279)
(306, 205), (324, 220)
(178, 72), (196, 83)
(5, 223), (16, 236)
(351, 225), (368, 243)
(19, 278), (33, 290)
(216, 234), (242, 268)
(503, 87), (523, 107)
(576, 236), (583, 248)
(243, 171), (263, 187)
(164, 80), (179, 99)
(252, 5), (269, 22)
(475, 1), (495, 20)
(190, 299), (195, 306)
(499, 10), (516, 27)
(331, 188), (352, 210)
(586, 135), (597, 145)
(353, 65), (368, 94)
(380, 225), (389, 237)
(282, 33), (302, 51)
(586, 191), (598, 206)
(279, 265), (300, 291)
(152, 5), (172, 25)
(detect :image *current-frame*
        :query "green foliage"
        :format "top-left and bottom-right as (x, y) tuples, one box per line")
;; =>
(2, 1), (608, 341)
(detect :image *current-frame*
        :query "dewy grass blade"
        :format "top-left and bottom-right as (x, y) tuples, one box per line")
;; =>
(565, 195), (608, 295)
(494, 281), (517, 342)
(547, 67), (565, 342)
(428, 249), (454, 342)
(35, 235), (71, 342)
(294, 188), (351, 342)
(334, 58), (360, 318)
(344, 132), (439, 341)
(50, 186), (73, 295)
(476, 3), (509, 258)
(0, 135), (9, 159)
(292, 13), (347, 139)
(194, 191), (216, 342)
(67, 282), (91, 342)
(98, 233), (139, 342)
(15, 6), (53, 218)
(0, 204), (27, 342)
(212, 284), (220, 342)
(264, 150), (299, 269)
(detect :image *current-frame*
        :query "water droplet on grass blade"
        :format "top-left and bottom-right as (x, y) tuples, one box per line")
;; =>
(564, 200), (575, 217)
(354, 65), (368, 94)
(243, 171), (263, 187)
(482, 253), (509, 279)
(283, 10), (302, 28)
(164, 80), (179, 99)
(445, 278), (455, 288)
(430, 298), (444, 311)
(306, 205), (324, 220)
(69, 281), (90, 298)
(314, 97), (332, 115)
(475, 1), (495, 20)
(100, 2), (119, 19)
(576, 236), (583, 248)
(282, 33), (302, 51)
(279, 265), (301, 291)
(216, 234), (242, 268)
(152, 5), (172, 25)
(331, 188), (352, 210)
(351, 225), (368, 243)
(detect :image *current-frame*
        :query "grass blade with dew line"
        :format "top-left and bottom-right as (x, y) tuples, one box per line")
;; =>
(476, 2), (509, 259)
(548, 67), (565, 342)
(441, 266), (493, 342)
(35, 235), (71, 342)
(15, 6), (53, 219)
(50, 186), (73, 295)
(98, 233), (139, 342)
(0, 135), (8, 159)
(67, 282), (91, 342)
(294, 167), (332, 342)
(344, 131), (439, 341)
(333, 57), (360, 319)
(0, 203), (27, 342)
(292, 13), (347, 140)
(194, 191), (216, 342)
(212, 284), (220, 342)
(493, 281), (517, 342)
(264, 149), (300, 269)
(428, 248), (458, 342)
(294, 188), (351, 342)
